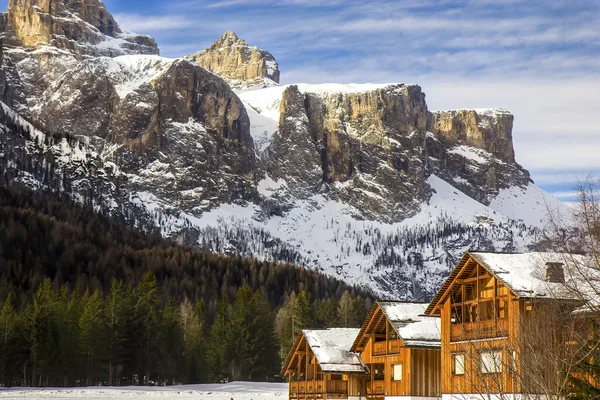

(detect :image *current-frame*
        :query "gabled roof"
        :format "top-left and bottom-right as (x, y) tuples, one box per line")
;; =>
(425, 251), (596, 315)
(351, 301), (441, 352)
(281, 328), (367, 376)
(304, 328), (366, 373)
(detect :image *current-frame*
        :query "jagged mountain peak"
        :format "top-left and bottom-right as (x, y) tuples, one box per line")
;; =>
(0, 0), (159, 57)
(215, 30), (245, 47)
(187, 31), (280, 86)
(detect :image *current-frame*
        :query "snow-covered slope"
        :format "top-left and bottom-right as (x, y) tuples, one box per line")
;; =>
(124, 169), (560, 299)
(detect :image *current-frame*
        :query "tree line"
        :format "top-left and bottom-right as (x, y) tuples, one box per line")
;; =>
(0, 272), (280, 386)
(0, 273), (370, 387)
(0, 185), (374, 387)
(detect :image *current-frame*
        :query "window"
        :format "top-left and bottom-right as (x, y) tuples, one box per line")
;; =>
(451, 305), (463, 324)
(373, 363), (385, 380)
(479, 300), (494, 321)
(452, 353), (465, 375)
(480, 351), (502, 374)
(496, 299), (508, 319)
(393, 364), (403, 381)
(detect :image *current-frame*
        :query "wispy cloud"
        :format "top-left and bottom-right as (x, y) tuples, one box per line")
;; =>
(114, 13), (196, 32)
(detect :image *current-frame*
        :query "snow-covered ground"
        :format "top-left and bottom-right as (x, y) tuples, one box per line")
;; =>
(0, 382), (288, 399)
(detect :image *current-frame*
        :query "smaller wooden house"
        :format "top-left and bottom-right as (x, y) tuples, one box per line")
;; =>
(349, 301), (442, 400)
(282, 328), (369, 400)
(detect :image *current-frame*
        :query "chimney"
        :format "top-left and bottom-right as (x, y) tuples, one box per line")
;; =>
(545, 262), (565, 283)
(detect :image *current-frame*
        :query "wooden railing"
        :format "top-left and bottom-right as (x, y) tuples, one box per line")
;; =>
(367, 380), (385, 395)
(290, 380), (348, 396)
(373, 341), (387, 356)
(451, 319), (509, 342)
(373, 339), (402, 356)
(326, 380), (348, 394)
(388, 339), (401, 353)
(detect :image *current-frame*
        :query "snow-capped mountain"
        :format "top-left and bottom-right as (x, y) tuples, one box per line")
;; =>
(0, 0), (571, 299)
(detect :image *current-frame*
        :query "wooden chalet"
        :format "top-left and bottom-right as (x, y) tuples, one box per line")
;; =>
(349, 301), (442, 400)
(282, 328), (368, 400)
(425, 251), (595, 399)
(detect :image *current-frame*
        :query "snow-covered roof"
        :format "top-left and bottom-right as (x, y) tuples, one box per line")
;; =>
(426, 251), (599, 315)
(302, 328), (366, 374)
(470, 252), (594, 300)
(378, 302), (441, 347)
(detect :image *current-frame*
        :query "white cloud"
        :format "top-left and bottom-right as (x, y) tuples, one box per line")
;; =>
(551, 191), (580, 200)
(532, 171), (597, 187)
(114, 13), (196, 32)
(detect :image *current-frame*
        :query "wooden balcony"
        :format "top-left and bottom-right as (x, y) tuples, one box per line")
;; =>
(372, 339), (402, 356)
(366, 380), (385, 395)
(450, 319), (508, 342)
(290, 380), (348, 399)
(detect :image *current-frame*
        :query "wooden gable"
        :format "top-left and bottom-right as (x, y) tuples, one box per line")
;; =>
(350, 302), (404, 353)
(425, 252), (515, 316)
(281, 332), (308, 377)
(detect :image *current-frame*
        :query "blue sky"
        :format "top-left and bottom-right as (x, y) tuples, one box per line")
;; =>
(3, 0), (599, 202)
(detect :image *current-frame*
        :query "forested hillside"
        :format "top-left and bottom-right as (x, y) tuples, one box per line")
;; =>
(0, 185), (373, 386)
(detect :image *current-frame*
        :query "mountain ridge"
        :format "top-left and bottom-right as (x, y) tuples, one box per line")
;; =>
(0, 0), (571, 299)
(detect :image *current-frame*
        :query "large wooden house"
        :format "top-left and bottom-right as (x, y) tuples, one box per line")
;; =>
(349, 301), (442, 400)
(282, 328), (368, 400)
(425, 251), (593, 399)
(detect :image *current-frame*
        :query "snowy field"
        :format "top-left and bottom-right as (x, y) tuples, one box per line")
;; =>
(0, 382), (288, 399)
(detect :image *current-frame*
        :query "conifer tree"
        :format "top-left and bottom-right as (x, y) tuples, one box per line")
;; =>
(158, 298), (184, 385)
(0, 292), (16, 385)
(337, 290), (353, 327)
(135, 271), (161, 385)
(79, 290), (109, 385)
(316, 297), (339, 327)
(180, 298), (208, 383)
(225, 287), (280, 381)
(59, 286), (84, 385)
(28, 279), (59, 386)
(208, 295), (230, 382)
(351, 296), (367, 327)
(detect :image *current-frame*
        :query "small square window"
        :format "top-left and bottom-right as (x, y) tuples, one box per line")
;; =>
(480, 351), (502, 374)
(452, 353), (465, 375)
(393, 364), (403, 381)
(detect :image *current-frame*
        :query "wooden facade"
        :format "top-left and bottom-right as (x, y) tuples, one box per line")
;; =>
(282, 329), (368, 400)
(349, 301), (442, 400)
(425, 251), (584, 397)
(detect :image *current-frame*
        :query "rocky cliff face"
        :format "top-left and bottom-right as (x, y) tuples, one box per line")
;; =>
(252, 83), (529, 221)
(0, 0), (158, 56)
(428, 109), (515, 162)
(0, 42), (11, 105)
(424, 108), (530, 205)
(188, 31), (280, 86)
(264, 84), (430, 220)
(31, 55), (255, 210)
(0, 2), (255, 211)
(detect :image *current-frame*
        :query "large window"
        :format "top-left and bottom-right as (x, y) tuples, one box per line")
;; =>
(452, 353), (465, 375)
(480, 350), (502, 374)
(393, 364), (403, 381)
